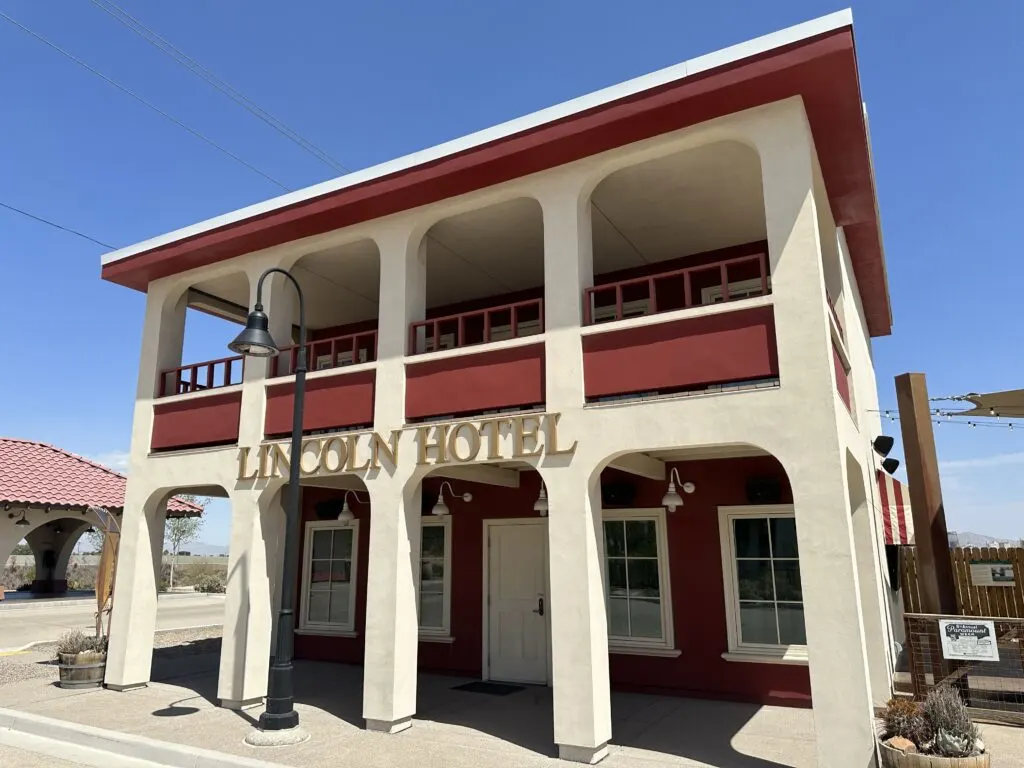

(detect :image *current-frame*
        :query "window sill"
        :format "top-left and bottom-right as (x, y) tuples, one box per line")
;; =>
(609, 645), (682, 658)
(295, 628), (358, 638)
(721, 649), (808, 665)
(419, 634), (456, 644)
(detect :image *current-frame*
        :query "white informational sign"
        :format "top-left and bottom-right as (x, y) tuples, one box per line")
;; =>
(969, 560), (1015, 587)
(939, 619), (1000, 662)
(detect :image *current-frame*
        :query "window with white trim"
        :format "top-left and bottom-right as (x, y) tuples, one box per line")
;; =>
(592, 298), (650, 323)
(300, 521), (359, 633)
(718, 506), (806, 660)
(602, 509), (673, 649)
(418, 518), (452, 636)
(701, 276), (771, 305)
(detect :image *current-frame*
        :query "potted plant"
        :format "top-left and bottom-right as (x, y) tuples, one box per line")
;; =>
(879, 686), (988, 767)
(55, 630), (108, 689)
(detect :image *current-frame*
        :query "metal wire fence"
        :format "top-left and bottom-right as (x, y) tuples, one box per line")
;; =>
(905, 613), (1024, 725)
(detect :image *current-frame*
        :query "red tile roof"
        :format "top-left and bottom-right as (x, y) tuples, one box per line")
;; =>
(0, 438), (202, 515)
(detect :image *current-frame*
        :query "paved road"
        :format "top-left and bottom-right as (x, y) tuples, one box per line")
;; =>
(0, 594), (225, 651)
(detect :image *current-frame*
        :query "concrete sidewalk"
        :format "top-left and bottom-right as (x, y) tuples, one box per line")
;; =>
(0, 646), (1022, 768)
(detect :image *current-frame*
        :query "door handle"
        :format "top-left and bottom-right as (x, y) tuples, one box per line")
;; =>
(533, 596), (545, 617)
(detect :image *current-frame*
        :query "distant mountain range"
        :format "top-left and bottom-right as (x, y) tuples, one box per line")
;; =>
(950, 531), (1022, 548)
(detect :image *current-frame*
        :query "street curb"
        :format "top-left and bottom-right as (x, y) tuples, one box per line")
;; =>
(0, 623), (223, 655)
(0, 707), (293, 768)
(0, 592), (226, 613)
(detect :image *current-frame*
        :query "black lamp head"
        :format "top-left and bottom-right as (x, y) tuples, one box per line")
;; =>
(228, 306), (279, 357)
(881, 457), (900, 475)
(873, 435), (895, 458)
(15, 513), (29, 527)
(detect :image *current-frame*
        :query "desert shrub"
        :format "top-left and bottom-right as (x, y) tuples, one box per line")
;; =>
(193, 573), (226, 593)
(882, 698), (926, 743)
(2, 564), (35, 590)
(924, 685), (978, 757)
(55, 631), (107, 657)
(180, 563), (227, 586)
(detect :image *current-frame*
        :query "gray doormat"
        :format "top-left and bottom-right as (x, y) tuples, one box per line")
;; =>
(452, 681), (525, 696)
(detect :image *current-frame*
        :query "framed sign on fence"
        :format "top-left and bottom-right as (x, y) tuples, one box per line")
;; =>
(939, 619), (1000, 662)
(969, 560), (1016, 587)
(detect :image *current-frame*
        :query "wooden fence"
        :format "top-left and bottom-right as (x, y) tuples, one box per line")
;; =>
(901, 546), (1024, 618)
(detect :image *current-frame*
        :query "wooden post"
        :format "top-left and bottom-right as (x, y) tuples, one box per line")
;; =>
(895, 372), (958, 614)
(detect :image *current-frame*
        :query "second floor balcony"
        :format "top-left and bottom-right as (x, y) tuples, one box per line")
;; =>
(150, 139), (820, 449)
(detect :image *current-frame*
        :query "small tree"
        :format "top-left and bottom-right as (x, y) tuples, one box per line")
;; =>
(84, 529), (105, 554)
(12, 542), (31, 556)
(164, 495), (208, 589)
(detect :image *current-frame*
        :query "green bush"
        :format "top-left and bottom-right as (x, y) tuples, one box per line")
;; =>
(193, 573), (226, 594)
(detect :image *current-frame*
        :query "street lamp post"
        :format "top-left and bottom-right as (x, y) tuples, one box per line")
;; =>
(229, 267), (306, 737)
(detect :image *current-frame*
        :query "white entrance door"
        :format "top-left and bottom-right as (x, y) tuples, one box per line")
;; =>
(486, 521), (548, 684)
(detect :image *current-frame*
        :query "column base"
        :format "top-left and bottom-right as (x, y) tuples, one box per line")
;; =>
(365, 716), (412, 734)
(104, 682), (148, 692)
(221, 697), (264, 710)
(558, 743), (609, 764)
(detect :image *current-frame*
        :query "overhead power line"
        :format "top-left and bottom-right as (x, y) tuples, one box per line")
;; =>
(0, 201), (115, 249)
(88, 0), (350, 175)
(0, 9), (290, 191)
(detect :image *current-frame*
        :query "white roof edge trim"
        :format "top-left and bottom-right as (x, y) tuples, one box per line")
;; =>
(101, 9), (853, 267)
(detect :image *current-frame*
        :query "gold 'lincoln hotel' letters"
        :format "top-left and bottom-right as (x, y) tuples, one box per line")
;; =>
(237, 412), (577, 480)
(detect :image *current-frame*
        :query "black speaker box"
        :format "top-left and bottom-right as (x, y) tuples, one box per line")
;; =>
(601, 479), (636, 507)
(314, 498), (344, 520)
(745, 476), (782, 505)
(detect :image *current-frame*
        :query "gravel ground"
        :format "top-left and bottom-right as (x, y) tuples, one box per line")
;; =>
(0, 626), (222, 688)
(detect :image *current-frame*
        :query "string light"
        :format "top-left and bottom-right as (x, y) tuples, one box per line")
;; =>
(869, 410), (1023, 431)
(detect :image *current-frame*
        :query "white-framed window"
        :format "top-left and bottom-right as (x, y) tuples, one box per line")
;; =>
(418, 518), (452, 637)
(299, 520), (359, 634)
(592, 298), (650, 324)
(718, 505), (807, 663)
(316, 347), (370, 370)
(701, 276), (771, 305)
(489, 317), (542, 341)
(602, 508), (674, 651)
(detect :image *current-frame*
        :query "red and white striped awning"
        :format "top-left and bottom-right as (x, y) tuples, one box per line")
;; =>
(877, 471), (913, 545)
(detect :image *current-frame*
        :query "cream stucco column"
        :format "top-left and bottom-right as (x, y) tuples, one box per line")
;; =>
(361, 222), (426, 733)
(217, 487), (280, 709)
(756, 103), (877, 767)
(105, 486), (167, 690)
(538, 177), (611, 764)
(544, 472), (611, 764)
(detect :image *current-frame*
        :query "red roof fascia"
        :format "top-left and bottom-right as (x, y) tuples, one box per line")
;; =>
(101, 28), (890, 336)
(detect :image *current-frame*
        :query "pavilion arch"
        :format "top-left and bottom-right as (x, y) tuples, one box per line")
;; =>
(1, 511), (93, 594)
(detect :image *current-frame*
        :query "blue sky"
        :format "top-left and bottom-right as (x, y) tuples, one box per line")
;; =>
(1, 1), (1021, 547)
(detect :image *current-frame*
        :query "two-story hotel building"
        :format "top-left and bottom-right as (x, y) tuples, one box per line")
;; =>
(99, 11), (897, 765)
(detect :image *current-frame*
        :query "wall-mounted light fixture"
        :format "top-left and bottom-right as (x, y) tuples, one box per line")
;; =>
(15, 511), (30, 527)
(662, 468), (696, 513)
(533, 484), (548, 516)
(336, 490), (367, 525)
(433, 482), (472, 517)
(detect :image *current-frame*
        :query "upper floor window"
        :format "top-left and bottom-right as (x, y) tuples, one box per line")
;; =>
(702, 276), (771, 305)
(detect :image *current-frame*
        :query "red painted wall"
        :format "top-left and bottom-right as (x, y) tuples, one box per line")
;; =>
(151, 391), (241, 451)
(293, 456), (810, 707)
(582, 305), (779, 399)
(405, 343), (545, 420)
(264, 371), (375, 438)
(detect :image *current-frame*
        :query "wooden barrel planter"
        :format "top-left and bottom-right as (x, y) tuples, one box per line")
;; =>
(879, 741), (990, 768)
(57, 651), (106, 689)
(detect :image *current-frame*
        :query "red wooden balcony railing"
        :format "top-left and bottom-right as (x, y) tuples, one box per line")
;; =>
(159, 355), (244, 397)
(270, 331), (378, 378)
(583, 253), (769, 325)
(409, 299), (544, 355)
